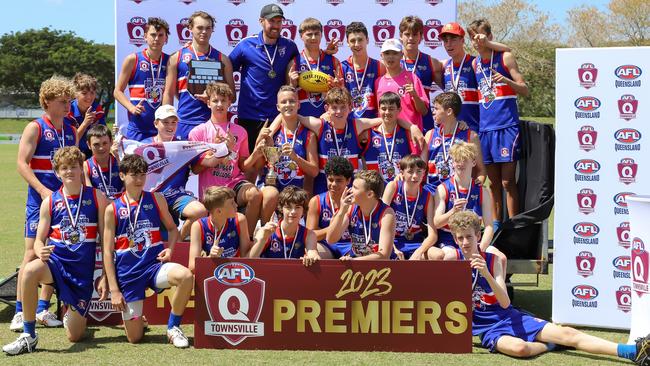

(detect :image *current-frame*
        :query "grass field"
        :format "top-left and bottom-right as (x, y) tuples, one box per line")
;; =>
(0, 129), (631, 365)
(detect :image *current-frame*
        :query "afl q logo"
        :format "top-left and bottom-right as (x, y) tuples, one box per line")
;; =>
(127, 16), (147, 47)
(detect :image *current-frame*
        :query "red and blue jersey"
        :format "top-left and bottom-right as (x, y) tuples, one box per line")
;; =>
(443, 55), (480, 132)
(261, 224), (308, 259)
(295, 51), (342, 117)
(112, 191), (164, 287)
(198, 216), (241, 258)
(261, 125), (311, 191)
(402, 52), (438, 132)
(68, 100), (106, 155)
(347, 201), (390, 258)
(85, 155), (123, 200)
(127, 50), (169, 140)
(230, 32), (299, 121)
(426, 124), (472, 187)
(438, 177), (483, 247)
(28, 116), (77, 205)
(316, 191), (350, 245)
(389, 180), (431, 243)
(176, 46), (224, 126)
(472, 51), (519, 131)
(314, 117), (362, 195)
(341, 56), (381, 118)
(363, 125), (413, 184)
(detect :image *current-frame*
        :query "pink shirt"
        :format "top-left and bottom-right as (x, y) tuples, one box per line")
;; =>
(188, 120), (249, 198)
(375, 70), (429, 131)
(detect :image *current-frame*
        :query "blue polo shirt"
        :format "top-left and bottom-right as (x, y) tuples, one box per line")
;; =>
(229, 31), (299, 122)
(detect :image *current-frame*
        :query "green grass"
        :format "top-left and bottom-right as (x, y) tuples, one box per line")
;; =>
(0, 119), (30, 134)
(0, 134), (627, 365)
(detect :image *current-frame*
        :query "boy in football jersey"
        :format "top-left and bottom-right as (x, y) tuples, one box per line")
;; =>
(83, 124), (123, 200)
(114, 17), (170, 141)
(3, 147), (108, 355)
(69, 73), (106, 157)
(448, 210), (650, 364)
(249, 186), (320, 267)
(468, 19), (528, 229)
(327, 170), (396, 260)
(188, 186), (252, 272)
(103, 154), (193, 348)
(13, 76), (77, 332)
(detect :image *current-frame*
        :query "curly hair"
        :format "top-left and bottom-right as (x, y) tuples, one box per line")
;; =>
(39, 75), (75, 110)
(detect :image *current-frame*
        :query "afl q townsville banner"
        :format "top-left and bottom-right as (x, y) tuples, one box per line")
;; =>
(553, 47), (650, 329)
(115, 0), (456, 127)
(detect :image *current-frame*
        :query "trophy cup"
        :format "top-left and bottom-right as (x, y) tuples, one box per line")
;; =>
(263, 146), (281, 186)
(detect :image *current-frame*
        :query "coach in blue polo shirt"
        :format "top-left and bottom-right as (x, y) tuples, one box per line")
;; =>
(230, 3), (299, 152)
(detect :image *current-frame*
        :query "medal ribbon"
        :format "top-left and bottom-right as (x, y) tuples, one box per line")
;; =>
(452, 175), (473, 211)
(62, 187), (84, 233)
(302, 49), (321, 72)
(360, 203), (377, 246)
(280, 222), (299, 259)
(146, 48), (163, 85)
(441, 121), (459, 167)
(93, 156), (113, 198)
(211, 216), (227, 252)
(381, 124), (398, 165)
(331, 121), (348, 156)
(351, 56), (370, 99)
(477, 50), (494, 97)
(450, 53), (467, 93)
(402, 51), (420, 74)
(402, 183), (420, 234)
(125, 193), (144, 239)
(263, 42), (278, 73)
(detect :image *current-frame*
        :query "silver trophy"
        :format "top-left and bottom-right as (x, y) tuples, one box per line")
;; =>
(263, 146), (281, 186)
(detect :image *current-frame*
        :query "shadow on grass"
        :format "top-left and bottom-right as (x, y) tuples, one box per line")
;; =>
(0, 304), (15, 323)
(512, 287), (552, 320)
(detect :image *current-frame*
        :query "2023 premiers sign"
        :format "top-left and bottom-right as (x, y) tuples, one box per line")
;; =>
(193, 258), (472, 352)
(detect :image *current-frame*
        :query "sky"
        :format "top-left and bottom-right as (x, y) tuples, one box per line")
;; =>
(0, 0), (610, 45)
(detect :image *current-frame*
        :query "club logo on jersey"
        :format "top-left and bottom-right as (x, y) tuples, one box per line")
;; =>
(324, 20), (346, 47)
(577, 188), (596, 214)
(632, 237), (649, 296)
(575, 251), (595, 277)
(573, 222), (599, 245)
(372, 136), (382, 148)
(423, 19), (443, 49)
(375, 0), (393, 5)
(617, 158), (637, 184)
(573, 159), (600, 182)
(614, 128), (641, 152)
(500, 147), (509, 158)
(372, 19), (396, 47)
(204, 262), (265, 345)
(574, 96), (601, 119)
(228, 0), (245, 5)
(135, 144), (170, 174)
(176, 18), (192, 46)
(322, 209), (331, 221)
(618, 94), (638, 121)
(44, 129), (55, 142)
(281, 19), (297, 40)
(616, 285), (632, 312)
(326, 0), (344, 5)
(613, 255), (631, 279)
(577, 125), (597, 152)
(138, 60), (150, 72)
(613, 192), (634, 215)
(617, 222), (631, 249)
(615, 65), (642, 88)
(578, 63), (597, 88)
(572, 285), (598, 308)
(225, 19), (248, 47)
(127, 16), (147, 47)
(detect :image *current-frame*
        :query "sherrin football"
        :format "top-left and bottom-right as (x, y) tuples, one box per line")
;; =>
(298, 70), (331, 93)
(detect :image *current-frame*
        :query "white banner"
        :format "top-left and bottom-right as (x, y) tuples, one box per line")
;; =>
(627, 195), (650, 342)
(553, 47), (650, 329)
(115, 0), (457, 127)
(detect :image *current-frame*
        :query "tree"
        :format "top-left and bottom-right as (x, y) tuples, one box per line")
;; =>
(566, 6), (612, 47)
(0, 28), (114, 110)
(609, 0), (649, 46)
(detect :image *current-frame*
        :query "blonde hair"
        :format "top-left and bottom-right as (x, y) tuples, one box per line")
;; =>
(53, 146), (85, 171)
(355, 170), (384, 199)
(325, 87), (352, 107)
(202, 186), (236, 212)
(39, 75), (75, 110)
(299, 18), (322, 35)
(205, 82), (235, 102)
(448, 210), (482, 236)
(449, 141), (477, 164)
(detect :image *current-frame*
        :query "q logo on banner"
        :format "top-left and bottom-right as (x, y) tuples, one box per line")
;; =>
(632, 237), (649, 296)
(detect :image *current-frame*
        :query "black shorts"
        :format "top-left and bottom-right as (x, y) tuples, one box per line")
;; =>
(238, 119), (267, 154)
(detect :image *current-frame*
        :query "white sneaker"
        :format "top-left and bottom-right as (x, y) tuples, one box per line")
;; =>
(35, 310), (63, 327)
(62, 312), (70, 329)
(9, 312), (23, 332)
(167, 326), (189, 348)
(2, 333), (38, 355)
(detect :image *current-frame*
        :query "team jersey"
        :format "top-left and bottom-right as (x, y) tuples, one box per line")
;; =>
(198, 216), (241, 258)
(401, 51), (440, 131)
(67, 99), (106, 155)
(85, 155), (123, 199)
(315, 191), (350, 244)
(341, 56), (381, 118)
(27, 116), (77, 205)
(472, 51), (519, 131)
(260, 124), (312, 191)
(261, 223), (308, 259)
(426, 124), (472, 187)
(126, 49), (169, 140)
(363, 125), (413, 184)
(229, 32), (299, 121)
(112, 191), (164, 289)
(443, 55), (480, 132)
(295, 50), (342, 117)
(437, 176), (483, 247)
(314, 117), (362, 195)
(176, 46), (224, 126)
(389, 180), (431, 243)
(347, 201), (390, 257)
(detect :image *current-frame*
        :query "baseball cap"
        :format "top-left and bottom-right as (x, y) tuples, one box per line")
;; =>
(380, 38), (403, 53)
(440, 22), (465, 38)
(260, 4), (284, 19)
(155, 104), (178, 120)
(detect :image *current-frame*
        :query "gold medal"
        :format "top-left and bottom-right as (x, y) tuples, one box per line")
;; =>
(129, 239), (136, 248)
(288, 161), (298, 171)
(405, 231), (414, 241)
(387, 166), (395, 177)
(268, 70), (277, 79)
(69, 231), (80, 244)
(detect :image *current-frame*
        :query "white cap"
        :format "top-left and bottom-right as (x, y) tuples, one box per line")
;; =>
(380, 38), (403, 53)
(154, 104), (178, 120)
